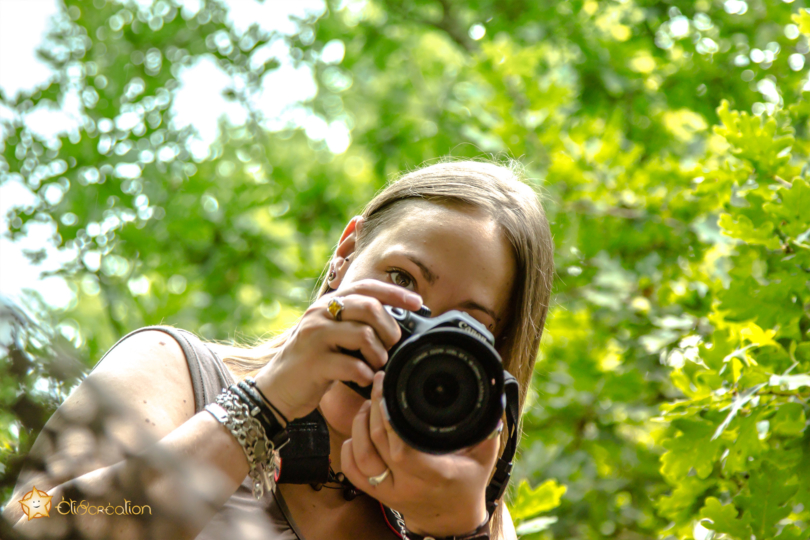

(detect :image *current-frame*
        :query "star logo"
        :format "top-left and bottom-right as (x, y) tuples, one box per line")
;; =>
(18, 486), (53, 520)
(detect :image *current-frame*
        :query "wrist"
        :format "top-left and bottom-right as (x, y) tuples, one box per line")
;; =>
(404, 501), (488, 538)
(253, 370), (300, 422)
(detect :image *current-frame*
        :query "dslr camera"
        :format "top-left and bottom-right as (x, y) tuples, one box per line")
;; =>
(344, 305), (508, 454)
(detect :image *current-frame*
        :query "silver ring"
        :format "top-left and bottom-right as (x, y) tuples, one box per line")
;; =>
(368, 467), (390, 486)
(327, 297), (345, 321)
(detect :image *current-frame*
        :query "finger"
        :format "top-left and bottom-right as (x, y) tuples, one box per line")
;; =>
(369, 372), (391, 458)
(320, 352), (376, 387)
(351, 399), (389, 477)
(328, 322), (388, 370)
(376, 379), (411, 464)
(378, 395), (450, 484)
(457, 420), (503, 467)
(331, 294), (402, 350)
(341, 438), (393, 493)
(335, 278), (422, 312)
(340, 439), (364, 492)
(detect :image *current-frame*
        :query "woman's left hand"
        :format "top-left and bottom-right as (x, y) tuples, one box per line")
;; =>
(341, 371), (500, 537)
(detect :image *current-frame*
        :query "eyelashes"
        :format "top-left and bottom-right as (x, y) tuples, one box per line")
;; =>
(386, 267), (495, 331)
(385, 268), (416, 290)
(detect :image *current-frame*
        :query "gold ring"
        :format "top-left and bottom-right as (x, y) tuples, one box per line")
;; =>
(327, 297), (345, 321)
(368, 468), (390, 486)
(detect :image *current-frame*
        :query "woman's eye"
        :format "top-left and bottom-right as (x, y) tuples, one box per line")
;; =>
(387, 269), (415, 290)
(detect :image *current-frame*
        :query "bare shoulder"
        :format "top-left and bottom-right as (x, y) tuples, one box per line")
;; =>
(4, 329), (196, 523)
(87, 328), (197, 424)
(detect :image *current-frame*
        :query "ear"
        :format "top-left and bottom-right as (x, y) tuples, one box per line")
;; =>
(326, 216), (364, 291)
(335, 215), (364, 260)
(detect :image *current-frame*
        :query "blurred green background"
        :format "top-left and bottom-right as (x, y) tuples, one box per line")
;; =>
(1, 1), (809, 539)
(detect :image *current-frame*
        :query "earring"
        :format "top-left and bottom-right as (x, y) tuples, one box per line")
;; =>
(327, 267), (337, 282)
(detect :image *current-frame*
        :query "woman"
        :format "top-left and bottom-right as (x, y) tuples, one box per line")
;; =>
(5, 160), (554, 539)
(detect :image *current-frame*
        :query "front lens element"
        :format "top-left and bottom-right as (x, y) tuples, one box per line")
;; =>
(405, 352), (479, 428)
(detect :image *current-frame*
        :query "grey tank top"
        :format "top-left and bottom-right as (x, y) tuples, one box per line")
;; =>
(95, 326), (305, 540)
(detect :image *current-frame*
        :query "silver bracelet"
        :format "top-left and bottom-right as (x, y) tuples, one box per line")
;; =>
(205, 387), (286, 500)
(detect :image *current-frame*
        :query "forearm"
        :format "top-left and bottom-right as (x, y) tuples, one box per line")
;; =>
(12, 411), (248, 539)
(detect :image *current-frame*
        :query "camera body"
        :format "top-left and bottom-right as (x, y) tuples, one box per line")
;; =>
(345, 305), (507, 454)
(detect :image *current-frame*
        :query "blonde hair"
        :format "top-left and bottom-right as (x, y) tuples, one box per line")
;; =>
(221, 158), (554, 531)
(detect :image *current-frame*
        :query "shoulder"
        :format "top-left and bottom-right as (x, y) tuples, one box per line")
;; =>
(88, 327), (197, 422)
(43, 327), (196, 467)
(4, 328), (197, 524)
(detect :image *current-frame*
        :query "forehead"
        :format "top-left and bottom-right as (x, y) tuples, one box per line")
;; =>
(364, 201), (516, 320)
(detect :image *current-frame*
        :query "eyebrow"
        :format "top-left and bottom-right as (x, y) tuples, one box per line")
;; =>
(404, 254), (500, 324)
(458, 300), (501, 324)
(405, 254), (438, 285)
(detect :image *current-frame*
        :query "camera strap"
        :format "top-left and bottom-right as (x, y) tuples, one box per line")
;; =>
(485, 371), (519, 516)
(274, 409), (331, 485)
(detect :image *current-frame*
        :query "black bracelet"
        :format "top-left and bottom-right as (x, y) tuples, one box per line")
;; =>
(245, 376), (289, 425)
(229, 383), (289, 448)
(237, 380), (287, 435)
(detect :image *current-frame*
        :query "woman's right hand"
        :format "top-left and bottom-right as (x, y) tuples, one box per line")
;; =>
(253, 279), (423, 422)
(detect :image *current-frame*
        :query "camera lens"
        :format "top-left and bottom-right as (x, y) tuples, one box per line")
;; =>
(425, 372), (459, 408)
(405, 352), (479, 428)
(382, 324), (505, 454)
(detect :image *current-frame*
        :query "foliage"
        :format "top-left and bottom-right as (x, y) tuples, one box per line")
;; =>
(1, 0), (809, 539)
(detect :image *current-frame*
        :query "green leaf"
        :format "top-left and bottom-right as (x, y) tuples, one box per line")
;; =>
(713, 100), (795, 175)
(764, 178), (810, 243)
(771, 403), (807, 437)
(718, 213), (781, 249)
(775, 525), (810, 540)
(724, 411), (768, 474)
(699, 497), (753, 540)
(718, 277), (805, 330)
(734, 462), (800, 539)
(657, 477), (714, 524)
(508, 479), (567, 521)
(661, 418), (723, 481)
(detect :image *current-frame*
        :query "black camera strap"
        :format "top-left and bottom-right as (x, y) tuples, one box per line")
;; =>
(275, 409), (331, 485)
(485, 371), (519, 516)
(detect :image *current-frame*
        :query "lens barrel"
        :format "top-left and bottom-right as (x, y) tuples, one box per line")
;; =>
(382, 327), (505, 454)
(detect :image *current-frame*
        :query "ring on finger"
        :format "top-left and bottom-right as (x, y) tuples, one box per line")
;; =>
(368, 467), (390, 487)
(327, 297), (345, 321)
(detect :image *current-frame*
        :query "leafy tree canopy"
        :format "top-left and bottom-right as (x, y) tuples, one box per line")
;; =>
(1, 1), (809, 539)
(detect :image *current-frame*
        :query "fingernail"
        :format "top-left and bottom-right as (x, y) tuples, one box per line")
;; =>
(361, 400), (372, 412)
(380, 399), (390, 422)
(406, 292), (422, 304)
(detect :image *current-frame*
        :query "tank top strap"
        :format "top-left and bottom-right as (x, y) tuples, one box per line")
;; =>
(89, 325), (235, 414)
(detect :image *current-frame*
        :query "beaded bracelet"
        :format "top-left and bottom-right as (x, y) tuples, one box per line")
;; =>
(205, 385), (290, 500)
